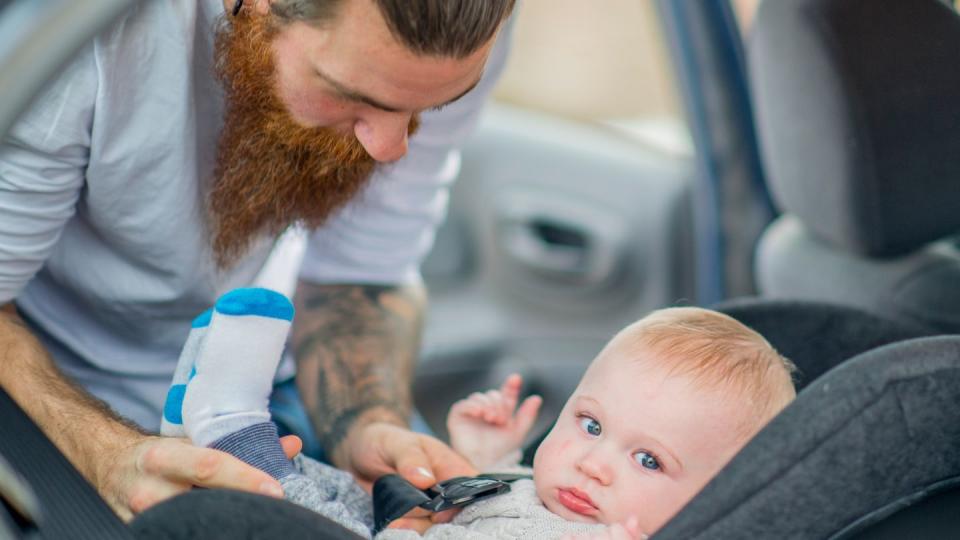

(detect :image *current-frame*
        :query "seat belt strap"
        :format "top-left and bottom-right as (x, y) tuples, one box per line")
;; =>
(0, 388), (133, 539)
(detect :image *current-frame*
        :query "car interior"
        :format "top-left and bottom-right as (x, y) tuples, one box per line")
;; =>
(1, 0), (959, 538)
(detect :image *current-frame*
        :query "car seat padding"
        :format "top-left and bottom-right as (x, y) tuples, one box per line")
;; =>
(654, 335), (960, 539)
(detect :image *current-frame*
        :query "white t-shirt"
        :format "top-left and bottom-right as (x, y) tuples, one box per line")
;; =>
(0, 0), (510, 430)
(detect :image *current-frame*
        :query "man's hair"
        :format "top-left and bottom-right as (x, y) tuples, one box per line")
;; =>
(610, 307), (797, 438)
(269, 0), (515, 57)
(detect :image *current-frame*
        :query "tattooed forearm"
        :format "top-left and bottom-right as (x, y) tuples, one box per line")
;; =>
(291, 280), (426, 464)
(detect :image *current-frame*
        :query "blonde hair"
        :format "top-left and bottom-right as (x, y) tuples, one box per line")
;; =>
(606, 307), (796, 439)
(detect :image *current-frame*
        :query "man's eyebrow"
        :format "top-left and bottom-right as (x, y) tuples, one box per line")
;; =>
(316, 67), (482, 113)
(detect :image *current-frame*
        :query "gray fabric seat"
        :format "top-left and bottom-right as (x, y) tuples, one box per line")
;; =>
(653, 1), (960, 536)
(749, 0), (960, 333)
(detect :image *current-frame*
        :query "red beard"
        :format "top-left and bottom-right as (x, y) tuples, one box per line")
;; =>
(210, 12), (383, 268)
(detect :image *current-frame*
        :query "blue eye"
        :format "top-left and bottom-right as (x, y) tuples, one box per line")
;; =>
(633, 451), (660, 471)
(578, 416), (601, 437)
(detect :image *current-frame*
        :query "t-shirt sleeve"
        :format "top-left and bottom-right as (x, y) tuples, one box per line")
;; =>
(0, 45), (96, 303)
(298, 19), (515, 287)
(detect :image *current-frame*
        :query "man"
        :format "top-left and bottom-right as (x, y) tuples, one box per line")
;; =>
(0, 0), (514, 527)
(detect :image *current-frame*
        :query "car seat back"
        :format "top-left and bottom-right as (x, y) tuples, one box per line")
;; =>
(748, 0), (960, 333)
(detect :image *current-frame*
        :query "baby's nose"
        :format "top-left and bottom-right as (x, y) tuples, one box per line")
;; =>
(577, 451), (613, 485)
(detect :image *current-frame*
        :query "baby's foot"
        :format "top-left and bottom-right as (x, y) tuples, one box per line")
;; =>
(160, 308), (212, 437)
(181, 287), (294, 448)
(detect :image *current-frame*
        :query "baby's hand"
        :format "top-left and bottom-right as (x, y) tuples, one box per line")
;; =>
(560, 517), (647, 540)
(446, 373), (542, 470)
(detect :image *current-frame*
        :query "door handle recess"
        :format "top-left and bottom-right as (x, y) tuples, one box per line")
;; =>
(495, 191), (630, 287)
(501, 218), (590, 278)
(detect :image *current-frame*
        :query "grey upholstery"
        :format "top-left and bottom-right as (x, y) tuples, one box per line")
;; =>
(758, 217), (960, 333)
(654, 335), (960, 540)
(749, 0), (960, 333)
(716, 298), (935, 389)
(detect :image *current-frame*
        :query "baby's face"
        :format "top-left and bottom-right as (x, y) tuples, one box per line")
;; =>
(532, 345), (752, 535)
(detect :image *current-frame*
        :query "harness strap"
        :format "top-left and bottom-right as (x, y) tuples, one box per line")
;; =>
(0, 388), (132, 539)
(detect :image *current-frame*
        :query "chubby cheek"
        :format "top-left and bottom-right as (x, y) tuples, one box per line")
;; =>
(532, 436), (572, 500)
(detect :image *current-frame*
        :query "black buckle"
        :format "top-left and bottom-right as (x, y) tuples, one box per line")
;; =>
(420, 476), (511, 512)
(372, 473), (528, 534)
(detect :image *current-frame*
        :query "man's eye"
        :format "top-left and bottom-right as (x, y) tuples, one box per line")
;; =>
(633, 451), (661, 471)
(578, 416), (601, 437)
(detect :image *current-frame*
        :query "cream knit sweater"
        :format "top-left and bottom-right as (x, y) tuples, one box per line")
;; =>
(376, 469), (604, 540)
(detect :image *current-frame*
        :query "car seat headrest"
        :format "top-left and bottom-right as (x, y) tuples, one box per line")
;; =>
(716, 298), (934, 389)
(749, 0), (960, 256)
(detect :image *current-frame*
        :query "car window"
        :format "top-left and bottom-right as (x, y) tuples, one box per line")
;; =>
(491, 0), (690, 156)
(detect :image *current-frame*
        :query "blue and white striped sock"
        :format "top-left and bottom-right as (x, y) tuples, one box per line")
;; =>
(182, 288), (294, 452)
(160, 309), (212, 437)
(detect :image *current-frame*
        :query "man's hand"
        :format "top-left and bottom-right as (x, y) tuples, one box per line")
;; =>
(337, 422), (477, 492)
(447, 374), (542, 470)
(99, 434), (302, 521)
(333, 422), (477, 533)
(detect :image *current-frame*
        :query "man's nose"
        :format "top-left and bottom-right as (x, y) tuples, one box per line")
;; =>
(576, 446), (614, 486)
(353, 112), (412, 163)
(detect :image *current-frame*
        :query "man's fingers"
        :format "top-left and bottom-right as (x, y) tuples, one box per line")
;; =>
(280, 435), (303, 459)
(126, 476), (190, 514)
(139, 441), (284, 497)
(431, 507), (460, 524)
(393, 441), (438, 489)
(420, 436), (478, 481)
(387, 516), (434, 533)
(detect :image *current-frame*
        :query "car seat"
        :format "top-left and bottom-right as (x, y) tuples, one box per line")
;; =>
(749, 0), (960, 333)
(650, 0), (960, 536)
(654, 303), (960, 539)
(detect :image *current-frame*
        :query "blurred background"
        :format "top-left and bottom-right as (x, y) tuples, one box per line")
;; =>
(415, 0), (767, 439)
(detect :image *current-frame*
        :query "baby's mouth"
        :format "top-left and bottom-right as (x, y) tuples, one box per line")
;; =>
(557, 487), (599, 517)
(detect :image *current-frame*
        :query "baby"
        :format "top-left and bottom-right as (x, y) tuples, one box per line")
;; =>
(442, 306), (796, 539)
(162, 288), (795, 539)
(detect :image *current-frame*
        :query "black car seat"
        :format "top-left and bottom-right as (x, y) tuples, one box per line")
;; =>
(749, 0), (960, 334)
(653, 305), (960, 539)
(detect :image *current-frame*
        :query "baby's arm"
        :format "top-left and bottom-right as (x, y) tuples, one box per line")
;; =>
(446, 374), (542, 470)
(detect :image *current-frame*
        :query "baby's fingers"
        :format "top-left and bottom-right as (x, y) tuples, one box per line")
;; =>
(513, 395), (542, 436)
(606, 517), (644, 540)
(499, 373), (523, 408)
(482, 390), (510, 424)
(450, 395), (489, 420)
